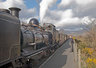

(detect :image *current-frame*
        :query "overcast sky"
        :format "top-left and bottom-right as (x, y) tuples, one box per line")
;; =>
(0, 0), (96, 34)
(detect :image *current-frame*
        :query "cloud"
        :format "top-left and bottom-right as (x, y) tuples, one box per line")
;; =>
(73, 0), (96, 18)
(58, 0), (73, 7)
(43, 9), (73, 23)
(55, 17), (81, 27)
(61, 9), (73, 18)
(0, 0), (96, 34)
(40, 0), (96, 34)
(43, 9), (82, 30)
(0, 0), (25, 9)
(0, 0), (37, 21)
(57, 0), (96, 18)
(75, 0), (96, 5)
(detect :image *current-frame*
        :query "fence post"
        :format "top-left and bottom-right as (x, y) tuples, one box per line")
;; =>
(75, 43), (77, 62)
(78, 49), (81, 68)
(73, 40), (77, 62)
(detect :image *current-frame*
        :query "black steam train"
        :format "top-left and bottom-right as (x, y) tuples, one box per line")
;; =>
(0, 7), (68, 68)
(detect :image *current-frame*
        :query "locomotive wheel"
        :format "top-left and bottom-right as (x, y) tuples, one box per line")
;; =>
(26, 59), (33, 68)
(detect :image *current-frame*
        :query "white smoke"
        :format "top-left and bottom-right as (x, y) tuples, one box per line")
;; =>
(40, 0), (57, 22)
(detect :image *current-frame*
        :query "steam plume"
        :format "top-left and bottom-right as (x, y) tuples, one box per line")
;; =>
(40, 0), (57, 22)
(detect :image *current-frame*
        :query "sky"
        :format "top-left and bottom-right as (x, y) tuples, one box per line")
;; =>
(0, 0), (96, 34)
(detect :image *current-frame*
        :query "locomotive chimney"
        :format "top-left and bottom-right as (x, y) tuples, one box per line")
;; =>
(9, 7), (21, 18)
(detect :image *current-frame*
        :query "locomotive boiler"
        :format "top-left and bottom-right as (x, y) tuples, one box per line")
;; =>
(0, 7), (68, 68)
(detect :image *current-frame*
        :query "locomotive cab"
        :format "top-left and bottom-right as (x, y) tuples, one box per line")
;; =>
(0, 7), (21, 66)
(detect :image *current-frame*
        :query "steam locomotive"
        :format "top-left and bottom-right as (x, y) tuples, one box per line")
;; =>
(0, 7), (68, 68)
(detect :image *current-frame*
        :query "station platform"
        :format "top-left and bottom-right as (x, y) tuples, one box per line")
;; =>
(39, 39), (77, 68)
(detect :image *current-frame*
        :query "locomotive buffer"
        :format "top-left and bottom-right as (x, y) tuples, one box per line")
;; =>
(39, 39), (77, 68)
